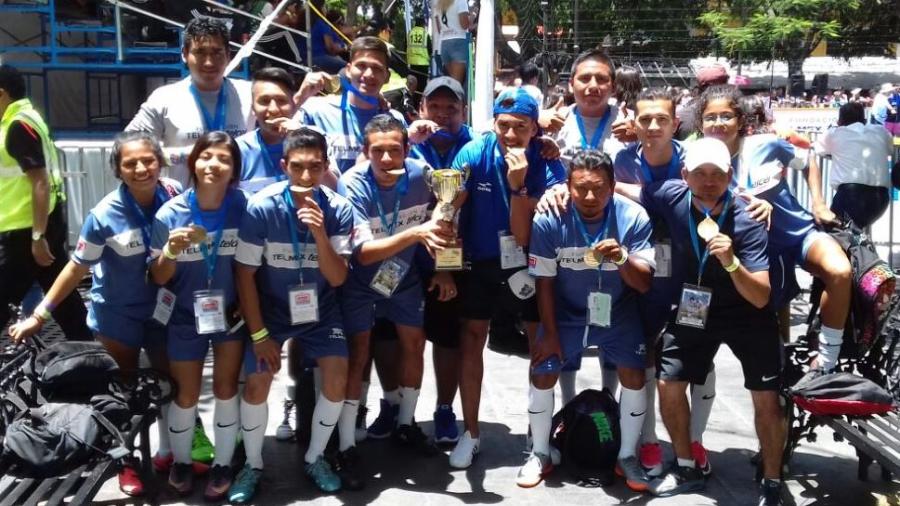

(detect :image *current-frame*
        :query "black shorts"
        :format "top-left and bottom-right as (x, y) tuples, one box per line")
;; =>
(459, 260), (539, 323)
(657, 313), (782, 391)
(423, 273), (462, 348)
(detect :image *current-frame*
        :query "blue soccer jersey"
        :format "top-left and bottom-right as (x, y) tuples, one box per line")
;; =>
(297, 95), (407, 174)
(528, 194), (655, 327)
(235, 181), (354, 339)
(452, 131), (566, 261)
(614, 140), (685, 186)
(149, 187), (247, 331)
(409, 125), (474, 169)
(73, 180), (181, 322)
(236, 128), (287, 194)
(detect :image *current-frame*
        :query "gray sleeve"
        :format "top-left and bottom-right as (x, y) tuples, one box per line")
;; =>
(125, 92), (165, 136)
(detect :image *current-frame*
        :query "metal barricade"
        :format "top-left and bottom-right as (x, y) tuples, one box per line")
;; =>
(56, 140), (118, 246)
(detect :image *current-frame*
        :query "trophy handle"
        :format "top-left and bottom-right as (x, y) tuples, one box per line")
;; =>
(423, 166), (434, 189)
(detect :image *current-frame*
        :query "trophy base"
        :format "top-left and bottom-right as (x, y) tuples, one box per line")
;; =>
(434, 247), (464, 271)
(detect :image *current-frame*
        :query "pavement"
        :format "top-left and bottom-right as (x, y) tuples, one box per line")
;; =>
(82, 284), (900, 506)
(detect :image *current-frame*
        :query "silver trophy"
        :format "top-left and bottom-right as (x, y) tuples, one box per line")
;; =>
(424, 165), (469, 270)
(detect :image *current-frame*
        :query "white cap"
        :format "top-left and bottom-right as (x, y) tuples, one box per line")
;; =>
(684, 137), (732, 173)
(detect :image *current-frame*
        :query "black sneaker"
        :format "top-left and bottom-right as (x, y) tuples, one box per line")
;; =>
(168, 462), (193, 496)
(392, 423), (439, 457)
(649, 464), (705, 497)
(758, 479), (784, 506)
(331, 447), (365, 491)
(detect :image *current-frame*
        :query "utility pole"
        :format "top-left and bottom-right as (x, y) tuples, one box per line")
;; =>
(541, 0), (549, 90)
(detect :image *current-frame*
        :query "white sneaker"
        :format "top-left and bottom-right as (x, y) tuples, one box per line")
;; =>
(516, 452), (553, 488)
(449, 431), (480, 469)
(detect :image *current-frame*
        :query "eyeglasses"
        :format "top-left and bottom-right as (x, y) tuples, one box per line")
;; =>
(702, 112), (737, 124)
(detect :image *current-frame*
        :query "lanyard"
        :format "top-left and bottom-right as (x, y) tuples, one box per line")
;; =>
(368, 167), (409, 236)
(120, 184), (167, 258)
(340, 75), (380, 145)
(639, 141), (682, 184)
(426, 129), (464, 168)
(687, 191), (732, 285)
(282, 185), (322, 285)
(574, 106), (611, 149)
(189, 82), (227, 131)
(188, 189), (228, 289)
(572, 199), (612, 248)
(256, 129), (281, 175)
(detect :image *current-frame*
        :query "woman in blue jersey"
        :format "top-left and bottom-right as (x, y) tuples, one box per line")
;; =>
(9, 131), (180, 497)
(148, 131), (248, 500)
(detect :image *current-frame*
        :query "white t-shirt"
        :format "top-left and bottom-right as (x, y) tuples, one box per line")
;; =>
(125, 77), (255, 187)
(815, 122), (893, 189)
(434, 0), (469, 41)
(554, 101), (630, 169)
(521, 84), (544, 109)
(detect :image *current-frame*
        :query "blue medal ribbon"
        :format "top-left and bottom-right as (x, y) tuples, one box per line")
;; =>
(574, 106), (612, 149)
(425, 130), (464, 168)
(340, 75), (381, 145)
(571, 199), (613, 250)
(120, 183), (168, 258)
(256, 129), (284, 177)
(282, 185), (325, 285)
(188, 189), (229, 289)
(639, 141), (682, 184)
(189, 82), (228, 131)
(368, 167), (409, 236)
(687, 190), (732, 285)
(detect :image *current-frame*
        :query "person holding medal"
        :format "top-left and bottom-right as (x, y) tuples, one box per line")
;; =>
(148, 132), (248, 500)
(8, 131), (180, 497)
(524, 149), (655, 490)
(640, 138), (786, 505)
(233, 128), (355, 500)
(336, 115), (452, 488)
(126, 17), (255, 187)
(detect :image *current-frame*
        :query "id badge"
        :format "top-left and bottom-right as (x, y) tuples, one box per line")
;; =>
(675, 284), (713, 329)
(587, 292), (612, 327)
(193, 289), (227, 335)
(289, 284), (319, 324)
(152, 287), (176, 325)
(370, 258), (410, 297)
(498, 232), (527, 270)
(654, 241), (672, 278)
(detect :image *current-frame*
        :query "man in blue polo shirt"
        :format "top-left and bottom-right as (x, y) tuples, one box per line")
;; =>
(233, 128), (355, 500)
(525, 149), (655, 490)
(641, 138), (786, 506)
(448, 87), (566, 469)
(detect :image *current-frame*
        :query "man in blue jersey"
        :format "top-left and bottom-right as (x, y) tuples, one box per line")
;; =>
(640, 138), (786, 506)
(525, 149), (655, 490)
(336, 115), (454, 488)
(448, 87), (567, 469)
(233, 128), (355, 499)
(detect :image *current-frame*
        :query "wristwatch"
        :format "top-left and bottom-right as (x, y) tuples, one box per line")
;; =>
(31, 231), (45, 242)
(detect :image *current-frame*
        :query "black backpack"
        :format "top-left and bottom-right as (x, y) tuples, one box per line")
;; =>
(790, 371), (896, 416)
(22, 341), (119, 403)
(550, 389), (621, 486)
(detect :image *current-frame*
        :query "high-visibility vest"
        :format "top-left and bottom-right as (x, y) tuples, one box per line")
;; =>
(0, 98), (62, 233)
(407, 26), (429, 67)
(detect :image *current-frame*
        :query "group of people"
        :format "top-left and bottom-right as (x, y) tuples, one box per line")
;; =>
(2, 13), (894, 506)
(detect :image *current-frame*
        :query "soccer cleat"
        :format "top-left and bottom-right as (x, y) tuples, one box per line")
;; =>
(168, 462), (193, 496)
(228, 464), (262, 504)
(649, 464), (705, 497)
(332, 446), (365, 491)
(639, 442), (664, 477)
(691, 441), (712, 476)
(305, 455), (341, 493)
(366, 399), (398, 439)
(433, 404), (460, 444)
(758, 479), (784, 506)
(449, 431), (480, 469)
(516, 452), (554, 488)
(191, 419), (215, 464)
(616, 456), (652, 492)
(117, 458), (144, 497)
(276, 399), (295, 442)
(152, 452), (173, 473)
(393, 423), (439, 457)
(203, 464), (233, 501)
(355, 404), (369, 443)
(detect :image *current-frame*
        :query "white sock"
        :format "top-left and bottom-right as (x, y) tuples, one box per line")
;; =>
(360, 381), (370, 408)
(338, 399), (359, 451)
(641, 368), (659, 444)
(528, 384), (554, 456)
(240, 399), (268, 470)
(677, 457), (696, 468)
(384, 388), (400, 406)
(156, 402), (172, 457)
(618, 386), (647, 459)
(213, 394), (240, 466)
(397, 386), (420, 426)
(690, 368), (717, 443)
(559, 370), (577, 405)
(168, 403), (196, 464)
(305, 394), (343, 464)
(819, 325), (843, 372)
(313, 367), (322, 399)
(601, 364), (619, 396)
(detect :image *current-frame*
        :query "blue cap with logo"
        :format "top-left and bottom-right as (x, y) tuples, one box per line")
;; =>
(493, 87), (539, 121)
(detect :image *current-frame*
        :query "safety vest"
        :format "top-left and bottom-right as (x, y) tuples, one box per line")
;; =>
(407, 26), (429, 67)
(0, 98), (62, 233)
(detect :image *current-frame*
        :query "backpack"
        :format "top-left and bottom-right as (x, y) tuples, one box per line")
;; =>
(550, 389), (621, 485)
(21, 341), (119, 403)
(790, 371), (896, 416)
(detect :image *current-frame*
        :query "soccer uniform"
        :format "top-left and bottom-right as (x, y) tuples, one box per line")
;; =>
(297, 95), (407, 175)
(149, 187), (248, 361)
(235, 181), (354, 374)
(236, 128), (287, 194)
(641, 180), (781, 390)
(72, 180), (180, 348)
(125, 77), (254, 187)
(528, 195), (655, 370)
(337, 158), (433, 336)
(409, 125), (474, 169)
(451, 131), (566, 322)
(555, 104), (630, 168)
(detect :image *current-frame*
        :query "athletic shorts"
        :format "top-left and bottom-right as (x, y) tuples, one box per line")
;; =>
(459, 260), (539, 322)
(423, 273), (462, 348)
(88, 304), (165, 350)
(440, 37), (468, 63)
(244, 320), (347, 376)
(559, 350), (617, 372)
(167, 323), (245, 362)
(657, 315), (782, 391)
(544, 320), (647, 372)
(341, 279), (425, 337)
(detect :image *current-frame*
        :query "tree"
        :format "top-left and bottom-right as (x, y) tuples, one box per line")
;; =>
(700, 0), (899, 94)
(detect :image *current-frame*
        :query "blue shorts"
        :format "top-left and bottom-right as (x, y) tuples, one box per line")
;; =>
(243, 320), (347, 376)
(441, 37), (469, 63)
(559, 351), (617, 372)
(167, 323), (245, 362)
(88, 304), (165, 350)
(544, 322), (647, 371)
(638, 276), (681, 342)
(341, 280), (425, 337)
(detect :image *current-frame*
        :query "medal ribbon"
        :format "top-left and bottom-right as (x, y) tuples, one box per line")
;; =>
(340, 75), (381, 145)
(368, 166), (409, 237)
(121, 183), (169, 258)
(425, 129), (464, 168)
(574, 106), (611, 149)
(188, 189), (229, 289)
(639, 141), (682, 184)
(282, 185), (325, 285)
(687, 190), (732, 285)
(189, 83), (227, 131)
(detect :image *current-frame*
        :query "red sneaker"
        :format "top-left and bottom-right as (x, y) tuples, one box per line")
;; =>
(691, 441), (712, 476)
(152, 452), (173, 473)
(118, 460), (144, 497)
(639, 442), (664, 477)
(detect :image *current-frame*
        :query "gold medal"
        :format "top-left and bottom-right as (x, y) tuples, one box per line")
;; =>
(188, 224), (207, 244)
(696, 216), (719, 241)
(386, 168), (407, 176)
(289, 184), (314, 196)
(583, 249), (600, 267)
(324, 73), (341, 94)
